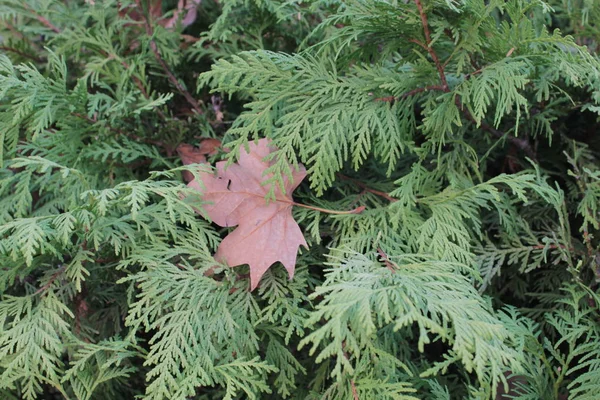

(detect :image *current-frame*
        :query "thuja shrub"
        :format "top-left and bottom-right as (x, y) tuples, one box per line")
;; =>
(1, 0), (600, 399)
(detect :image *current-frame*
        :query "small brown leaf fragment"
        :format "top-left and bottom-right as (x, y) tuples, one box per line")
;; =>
(197, 138), (221, 155)
(119, 0), (200, 30)
(177, 138), (221, 182)
(163, 0), (202, 29)
(177, 143), (206, 165)
(188, 139), (308, 290)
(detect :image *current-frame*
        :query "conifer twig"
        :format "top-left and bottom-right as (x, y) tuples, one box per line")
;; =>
(23, 4), (61, 33)
(350, 380), (359, 400)
(34, 265), (66, 295)
(377, 248), (397, 273)
(100, 52), (168, 120)
(135, 0), (204, 115)
(337, 173), (397, 203)
(72, 112), (172, 153)
(412, 0), (448, 90)
(410, 0), (536, 158)
(341, 343), (360, 400)
(457, 101), (535, 159)
(386, 1), (535, 159)
(3, 22), (26, 40)
(0, 46), (44, 62)
(374, 85), (446, 102)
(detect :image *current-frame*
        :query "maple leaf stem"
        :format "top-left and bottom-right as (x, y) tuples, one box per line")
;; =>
(291, 202), (366, 215)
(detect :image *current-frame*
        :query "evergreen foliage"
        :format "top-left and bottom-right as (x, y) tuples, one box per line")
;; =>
(0, 0), (599, 399)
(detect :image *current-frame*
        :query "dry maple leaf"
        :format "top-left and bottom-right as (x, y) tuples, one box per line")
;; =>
(188, 139), (308, 290)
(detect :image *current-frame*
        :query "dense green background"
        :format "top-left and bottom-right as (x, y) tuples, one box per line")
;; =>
(0, 0), (599, 399)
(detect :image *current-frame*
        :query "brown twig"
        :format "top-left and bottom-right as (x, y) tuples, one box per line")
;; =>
(411, 0), (534, 158)
(463, 68), (484, 81)
(0, 46), (44, 63)
(36, 15), (61, 33)
(337, 174), (397, 203)
(374, 95), (397, 103)
(377, 248), (397, 273)
(35, 265), (66, 295)
(122, 59), (151, 98)
(73, 283), (89, 338)
(511, 243), (586, 258)
(583, 230), (594, 252)
(151, 44), (203, 114)
(457, 100), (535, 159)
(532, 243), (575, 252)
(23, 4), (61, 33)
(412, 0), (448, 90)
(3, 22), (26, 40)
(135, 1), (203, 115)
(350, 379), (359, 400)
(340, 342), (360, 400)
(348, 190), (368, 207)
(479, 120), (533, 159)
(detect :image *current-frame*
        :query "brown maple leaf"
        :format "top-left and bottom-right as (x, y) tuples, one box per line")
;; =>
(188, 139), (308, 290)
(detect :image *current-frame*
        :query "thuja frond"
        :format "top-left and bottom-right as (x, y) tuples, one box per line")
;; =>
(475, 235), (563, 291)
(300, 252), (531, 396)
(565, 142), (600, 232)
(1, 0), (600, 398)
(0, 292), (73, 400)
(501, 285), (600, 399)
(121, 258), (278, 400)
(62, 338), (139, 400)
(200, 51), (415, 195)
(461, 59), (530, 129)
(546, 286), (600, 399)
(0, 52), (71, 164)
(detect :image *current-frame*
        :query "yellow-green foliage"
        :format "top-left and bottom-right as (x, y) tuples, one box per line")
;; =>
(0, 0), (599, 399)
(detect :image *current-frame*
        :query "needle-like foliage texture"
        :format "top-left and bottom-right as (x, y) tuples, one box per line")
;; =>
(1, 0), (600, 399)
